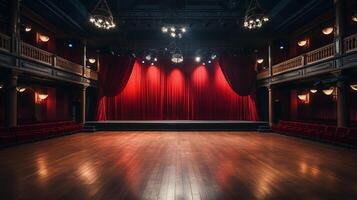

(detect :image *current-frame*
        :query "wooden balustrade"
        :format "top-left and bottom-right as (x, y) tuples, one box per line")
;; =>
(21, 42), (53, 65)
(84, 67), (98, 80)
(344, 33), (357, 53)
(257, 69), (270, 80)
(0, 33), (11, 51)
(56, 56), (83, 76)
(272, 56), (304, 75)
(306, 44), (335, 65)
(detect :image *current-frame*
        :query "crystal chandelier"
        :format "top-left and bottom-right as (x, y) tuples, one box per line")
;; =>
(243, 0), (269, 30)
(89, 0), (116, 30)
(171, 48), (184, 63)
(161, 25), (187, 39)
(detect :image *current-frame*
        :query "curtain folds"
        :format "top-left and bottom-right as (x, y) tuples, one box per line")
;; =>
(218, 55), (256, 96)
(96, 58), (259, 121)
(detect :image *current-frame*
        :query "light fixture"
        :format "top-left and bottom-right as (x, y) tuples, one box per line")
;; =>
(195, 56), (201, 63)
(16, 87), (26, 93)
(151, 62), (154, 66)
(68, 43), (73, 48)
(89, 0), (116, 30)
(141, 60), (145, 64)
(145, 54), (152, 61)
(323, 87), (334, 96)
(202, 62), (206, 66)
(310, 89), (318, 93)
(298, 39), (308, 47)
(38, 93), (48, 100)
(322, 27), (334, 35)
(279, 46), (284, 50)
(161, 25), (187, 39)
(25, 25), (32, 32)
(154, 58), (158, 62)
(257, 58), (264, 64)
(171, 47), (184, 64)
(211, 54), (217, 60)
(88, 58), (96, 64)
(208, 60), (212, 64)
(298, 94), (307, 101)
(243, 0), (269, 30)
(352, 13), (357, 22)
(38, 34), (50, 42)
(350, 84), (357, 91)
(0, 84), (3, 89)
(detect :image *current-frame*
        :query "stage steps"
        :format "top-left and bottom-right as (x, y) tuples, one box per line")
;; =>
(85, 121), (269, 131)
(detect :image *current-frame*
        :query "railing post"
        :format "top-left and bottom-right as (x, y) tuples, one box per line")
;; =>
(52, 54), (57, 67)
(334, 0), (346, 56)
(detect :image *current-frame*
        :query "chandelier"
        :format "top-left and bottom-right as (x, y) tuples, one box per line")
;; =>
(243, 0), (269, 30)
(89, 0), (116, 30)
(171, 48), (184, 63)
(161, 25), (187, 38)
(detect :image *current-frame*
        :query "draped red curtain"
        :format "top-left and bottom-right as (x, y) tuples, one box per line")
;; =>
(96, 58), (258, 121)
(218, 55), (256, 96)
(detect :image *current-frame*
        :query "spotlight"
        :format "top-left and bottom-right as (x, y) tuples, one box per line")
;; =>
(68, 43), (73, 48)
(170, 27), (175, 32)
(195, 56), (201, 62)
(202, 62), (206, 66)
(151, 62), (154, 66)
(170, 32), (176, 38)
(142, 60), (145, 64)
(181, 27), (186, 32)
(25, 25), (32, 32)
(211, 54), (217, 60)
(154, 58), (158, 62)
(208, 60), (212, 64)
(279, 46), (284, 50)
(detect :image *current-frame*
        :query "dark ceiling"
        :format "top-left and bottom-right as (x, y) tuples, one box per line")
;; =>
(18, 0), (333, 52)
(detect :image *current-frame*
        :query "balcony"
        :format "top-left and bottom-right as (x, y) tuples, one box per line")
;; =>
(257, 33), (357, 84)
(0, 32), (98, 83)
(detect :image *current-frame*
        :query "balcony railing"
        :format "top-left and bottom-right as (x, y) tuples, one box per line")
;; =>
(0, 33), (11, 52)
(272, 56), (304, 75)
(56, 56), (83, 76)
(345, 33), (357, 53)
(306, 43), (335, 65)
(257, 69), (270, 80)
(21, 42), (53, 65)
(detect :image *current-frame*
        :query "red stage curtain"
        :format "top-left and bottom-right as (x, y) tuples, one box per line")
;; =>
(218, 55), (256, 96)
(99, 55), (135, 97)
(96, 59), (258, 121)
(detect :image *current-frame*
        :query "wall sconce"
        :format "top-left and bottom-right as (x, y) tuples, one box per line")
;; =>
(88, 58), (96, 64)
(310, 89), (317, 93)
(322, 27), (334, 35)
(35, 92), (48, 104)
(352, 14), (357, 22)
(25, 25), (32, 32)
(298, 39), (308, 47)
(257, 58), (264, 64)
(322, 87), (334, 96)
(0, 84), (3, 89)
(350, 84), (357, 91)
(16, 87), (26, 93)
(298, 93), (310, 104)
(38, 33), (50, 42)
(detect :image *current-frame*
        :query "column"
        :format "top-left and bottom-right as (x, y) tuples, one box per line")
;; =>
(5, 72), (18, 127)
(268, 44), (272, 76)
(96, 50), (100, 72)
(9, 0), (20, 54)
(82, 40), (87, 75)
(80, 86), (87, 124)
(268, 86), (274, 126)
(334, 0), (346, 56)
(337, 81), (349, 127)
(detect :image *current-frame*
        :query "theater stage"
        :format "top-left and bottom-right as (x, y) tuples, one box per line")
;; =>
(85, 120), (269, 131)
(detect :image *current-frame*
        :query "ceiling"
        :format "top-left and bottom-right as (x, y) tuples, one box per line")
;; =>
(18, 0), (333, 52)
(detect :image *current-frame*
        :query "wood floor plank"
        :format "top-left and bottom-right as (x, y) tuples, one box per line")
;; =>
(1, 131), (357, 200)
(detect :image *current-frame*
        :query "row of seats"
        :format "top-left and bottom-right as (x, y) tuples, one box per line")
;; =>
(0, 121), (83, 146)
(272, 121), (357, 147)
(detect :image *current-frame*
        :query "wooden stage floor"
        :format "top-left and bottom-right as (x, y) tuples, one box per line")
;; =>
(1, 131), (357, 200)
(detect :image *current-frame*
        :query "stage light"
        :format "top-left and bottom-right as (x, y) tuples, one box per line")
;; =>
(16, 87), (26, 93)
(142, 60), (145, 64)
(310, 89), (317, 93)
(195, 56), (201, 62)
(323, 87), (334, 96)
(170, 32), (176, 38)
(25, 25), (32, 32)
(257, 59), (264, 64)
(280, 46), (284, 50)
(88, 58), (96, 64)
(181, 27), (186, 32)
(154, 58), (158, 62)
(202, 62), (206, 66)
(170, 27), (175, 32)
(145, 54), (151, 61)
(298, 39), (308, 47)
(151, 62), (154, 66)
(208, 60), (212, 64)
(68, 43), (73, 48)
(322, 27), (333, 35)
(211, 54), (217, 60)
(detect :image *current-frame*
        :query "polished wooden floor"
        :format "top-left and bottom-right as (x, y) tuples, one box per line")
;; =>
(1, 132), (357, 200)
